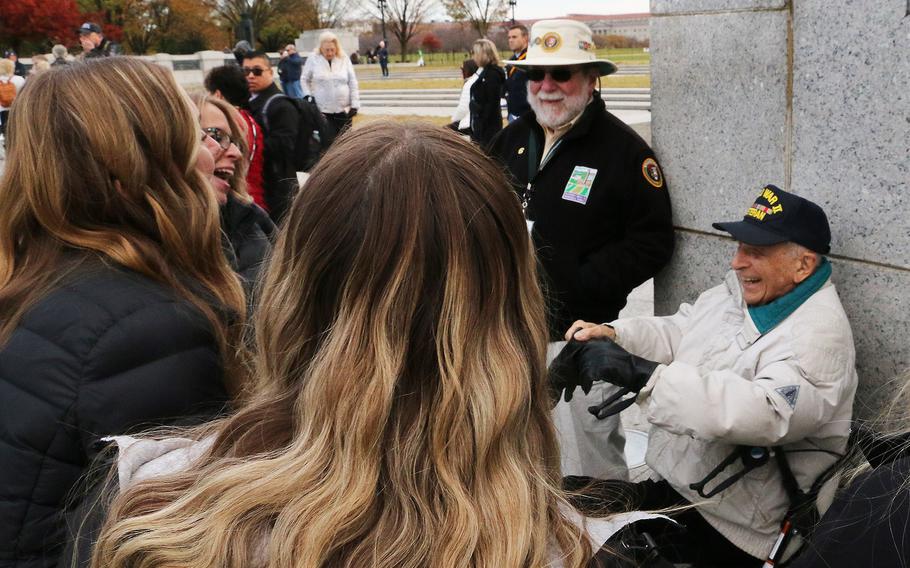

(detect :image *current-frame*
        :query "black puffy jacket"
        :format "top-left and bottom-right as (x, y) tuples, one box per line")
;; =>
(221, 194), (275, 297)
(0, 261), (229, 568)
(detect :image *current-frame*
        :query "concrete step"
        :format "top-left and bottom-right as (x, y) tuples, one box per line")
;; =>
(360, 93), (650, 102)
(361, 87), (651, 96)
(355, 65), (650, 80)
(361, 99), (651, 111)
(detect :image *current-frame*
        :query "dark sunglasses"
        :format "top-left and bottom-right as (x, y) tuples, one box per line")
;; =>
(203, 127), (239, 152)
(526, 67), (577, 83)
(242, 66), (267, 77)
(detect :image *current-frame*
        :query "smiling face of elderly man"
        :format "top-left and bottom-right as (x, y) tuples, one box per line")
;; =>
(714, 184), (831, 306)
(730, 241), (819, 306)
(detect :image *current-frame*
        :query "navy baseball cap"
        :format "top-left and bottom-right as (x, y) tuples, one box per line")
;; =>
(712, 184), (831, 254)
(79, 22), (102, 34)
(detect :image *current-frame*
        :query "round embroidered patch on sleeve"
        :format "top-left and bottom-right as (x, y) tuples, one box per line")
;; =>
(641, 157), (664, 188)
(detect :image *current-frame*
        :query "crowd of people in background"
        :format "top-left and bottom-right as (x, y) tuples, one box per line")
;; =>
(0, 16), (908, 568)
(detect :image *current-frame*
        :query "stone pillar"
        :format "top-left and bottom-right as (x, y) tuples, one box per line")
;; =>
(199, 50), (229, 76)
(152, 52), (174, 71)
(297, 29), (359, 57)
(650, 0), (910, 418)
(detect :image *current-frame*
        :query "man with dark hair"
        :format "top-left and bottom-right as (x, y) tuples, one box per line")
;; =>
(504, 24), (530, 122)
(242, 51), (299, 222)
(78, 22), (114, 58)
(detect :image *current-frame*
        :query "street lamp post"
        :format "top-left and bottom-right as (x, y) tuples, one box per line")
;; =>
(378, 0), (388, 42)
(508, 0), (516, 26)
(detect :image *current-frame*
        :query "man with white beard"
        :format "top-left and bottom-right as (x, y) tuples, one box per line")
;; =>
(489, 18), (673, 340)
(488, 19), (674, 482)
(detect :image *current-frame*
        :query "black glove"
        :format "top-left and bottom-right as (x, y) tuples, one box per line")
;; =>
(347, 108), (358, 118)
(303, 95), (316, 104)
(575, 337), (660, 393)
(548, 340), (592, 403)
(549, 339), (660, 405)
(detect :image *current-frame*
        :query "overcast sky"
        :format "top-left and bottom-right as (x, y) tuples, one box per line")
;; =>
(511, 0), (650, 19)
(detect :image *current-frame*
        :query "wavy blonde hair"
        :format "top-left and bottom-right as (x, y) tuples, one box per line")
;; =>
(92, 121), (597, 568)
(0, 58), (246, 392)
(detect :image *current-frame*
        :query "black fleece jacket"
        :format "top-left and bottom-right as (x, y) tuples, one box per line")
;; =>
(488, 94), (674, 339)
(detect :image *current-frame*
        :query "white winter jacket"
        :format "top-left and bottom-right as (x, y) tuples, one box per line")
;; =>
(300, 53), (360, 114)
(611, 270), (857, 559)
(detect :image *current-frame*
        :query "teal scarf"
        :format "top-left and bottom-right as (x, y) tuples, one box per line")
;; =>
(747, 258), (832, 335)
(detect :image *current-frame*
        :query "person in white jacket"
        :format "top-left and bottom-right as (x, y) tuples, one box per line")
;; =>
(301, 31), (360, 138)
(552, 184), (858, 567)
(448, 59), (479, 135)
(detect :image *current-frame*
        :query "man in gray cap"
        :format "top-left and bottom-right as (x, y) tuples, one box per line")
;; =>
(78, 22), (113, 58)
(554, 185), (858, 566)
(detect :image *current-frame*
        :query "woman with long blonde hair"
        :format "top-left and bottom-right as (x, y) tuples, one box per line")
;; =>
(469, 38), (505, 146)
(88, 121), (662, 567)
(0, 57), (246, 567)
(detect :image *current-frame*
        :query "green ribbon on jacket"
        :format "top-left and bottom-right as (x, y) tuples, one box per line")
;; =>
(747, 257), (832, 335)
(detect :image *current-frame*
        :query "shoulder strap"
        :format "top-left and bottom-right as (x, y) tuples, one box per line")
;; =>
(260, 93), (289, 132)
(527, 130), (538, 182)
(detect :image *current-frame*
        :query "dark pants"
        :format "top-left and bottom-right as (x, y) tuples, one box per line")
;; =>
(564, 477), (765, 568)
(379, 60), (389, 77)
(0, 109), (8, 136)
(324, 112), (352, 139)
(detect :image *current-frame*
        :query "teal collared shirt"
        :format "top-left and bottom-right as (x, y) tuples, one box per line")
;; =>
(747, 258), (832, 335)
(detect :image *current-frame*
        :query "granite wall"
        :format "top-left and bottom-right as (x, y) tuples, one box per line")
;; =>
(650, 0), (910, 417)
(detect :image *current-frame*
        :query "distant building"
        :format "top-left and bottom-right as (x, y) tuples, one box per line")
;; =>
(519, 13), (650, 43)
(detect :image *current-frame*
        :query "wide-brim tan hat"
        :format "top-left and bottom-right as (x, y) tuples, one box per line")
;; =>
(507, 19), (617, 76)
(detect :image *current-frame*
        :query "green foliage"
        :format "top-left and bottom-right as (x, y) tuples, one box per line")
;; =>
(258, 21), (299, 52)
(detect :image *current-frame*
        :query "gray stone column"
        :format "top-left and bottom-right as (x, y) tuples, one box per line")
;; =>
(650, 0), (910, 417)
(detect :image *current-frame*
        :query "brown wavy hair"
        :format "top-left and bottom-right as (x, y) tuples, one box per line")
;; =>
(92, 121), (597, 567)
(0, 57), (246, 392)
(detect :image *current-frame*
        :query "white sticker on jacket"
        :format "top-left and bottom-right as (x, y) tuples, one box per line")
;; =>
(562, 166), (597, 205)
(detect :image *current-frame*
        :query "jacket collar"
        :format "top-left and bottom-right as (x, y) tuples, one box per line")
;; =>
(724, 260), (833, 346)
(747, 258), (832, 335)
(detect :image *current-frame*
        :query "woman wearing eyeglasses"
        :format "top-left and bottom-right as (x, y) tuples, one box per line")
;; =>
(0, 57), (247, 568)
(469, 38), (506, 147)
(193, 95), (275, 297)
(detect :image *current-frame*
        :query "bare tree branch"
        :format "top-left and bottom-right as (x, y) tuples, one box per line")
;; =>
(365, 0), (435, 61)
(443, 0), (506, 38)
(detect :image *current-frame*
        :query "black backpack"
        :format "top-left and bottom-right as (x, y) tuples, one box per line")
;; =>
(262, 94), (335, 172)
